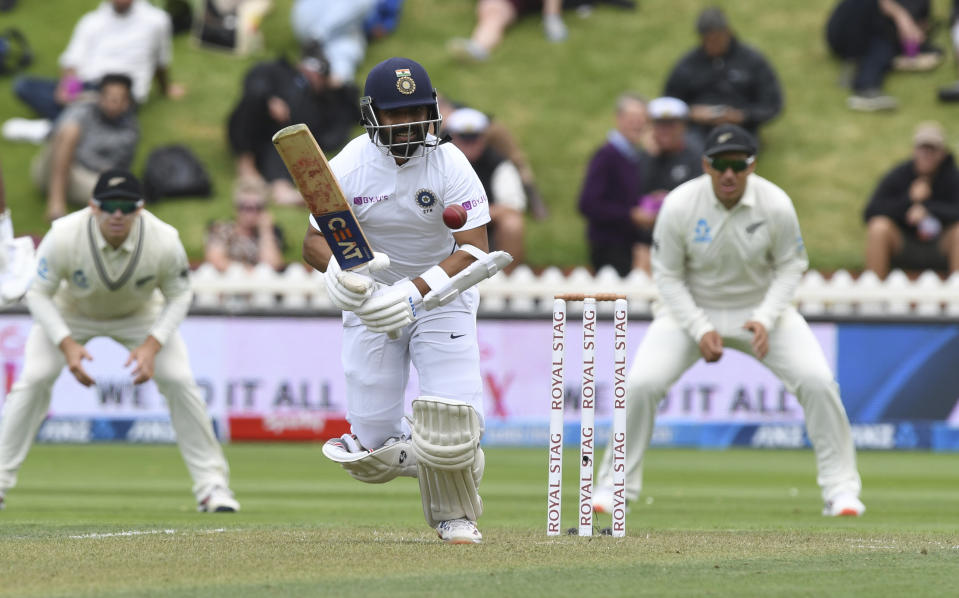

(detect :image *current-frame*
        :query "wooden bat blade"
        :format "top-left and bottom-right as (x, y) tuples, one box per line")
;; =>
(272, 124), (374, 270)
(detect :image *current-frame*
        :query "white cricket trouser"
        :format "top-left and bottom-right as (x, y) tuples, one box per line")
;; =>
(0, 310), (230, 501)
(340, 289), (484, 451)
(597, 305), (861, 503)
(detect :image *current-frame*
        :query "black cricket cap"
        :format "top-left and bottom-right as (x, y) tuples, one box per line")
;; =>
(92, 169), (143, 201)
(703, 124), (757, 157)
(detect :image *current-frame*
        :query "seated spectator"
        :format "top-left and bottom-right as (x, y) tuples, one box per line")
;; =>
(204, 178), (286, 272)
(447, 0), (568, 63)
(827, 0), (937, 111)
(446, 107), (526, 272)
(664, 6), (783, 151)
(437, 94), (548, 220)
(938, 0), (959, 102)
(227, 42), (359, 206)
(578, 92), (651, 277)
(31, 73), (139, 221)
(864, 121), (959, 278)
(292, 0), (380, 87)
(364, 0), (405, 41)
(634, 96), (703, 272)
(11, 0), (183, 123)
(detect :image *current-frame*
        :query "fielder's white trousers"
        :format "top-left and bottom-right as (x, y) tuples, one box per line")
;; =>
(340, 288), (484, 451)
(0, 310), (231, 501)
(597, 305), (862, 504)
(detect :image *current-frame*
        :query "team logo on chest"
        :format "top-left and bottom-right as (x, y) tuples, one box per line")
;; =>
(414, 188), (438, 213)
(72, 269), (89, 289)
(693, 218), (712, 243)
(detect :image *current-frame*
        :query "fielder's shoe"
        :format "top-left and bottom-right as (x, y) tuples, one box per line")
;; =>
(592, 487), (629, 515)
(198, 486), (240, 513)
(823, 493), (865, 517)
(436, 518), (483, 544)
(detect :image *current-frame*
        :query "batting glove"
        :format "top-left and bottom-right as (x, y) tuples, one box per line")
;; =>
(323, 252), (390, 312)
(354, 278), (422, 334)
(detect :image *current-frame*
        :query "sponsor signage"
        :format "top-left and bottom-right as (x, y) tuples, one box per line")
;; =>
(0, 314), (953, 449)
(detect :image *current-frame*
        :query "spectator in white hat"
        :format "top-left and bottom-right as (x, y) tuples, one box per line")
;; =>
(628, 97), (703, 274)
(447, 107), (526, 272)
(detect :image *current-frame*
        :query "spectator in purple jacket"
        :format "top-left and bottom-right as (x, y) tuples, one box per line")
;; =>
(578, 92), (653, 276)
(864, 121), (959, 277)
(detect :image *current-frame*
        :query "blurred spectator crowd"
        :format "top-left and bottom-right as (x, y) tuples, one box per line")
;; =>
(2, 0), (959, 279)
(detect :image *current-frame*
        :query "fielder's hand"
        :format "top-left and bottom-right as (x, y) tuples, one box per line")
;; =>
(126, 336), (162, 384)
(324, 252), (390, 311)
(698, 330), (724, 363)
(743, 320), (768, 360)
(354, 278), (422, 335)
(59, 336), (94, 387)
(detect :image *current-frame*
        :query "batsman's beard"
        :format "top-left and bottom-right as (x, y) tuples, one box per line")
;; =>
(379, 122), (430, 158)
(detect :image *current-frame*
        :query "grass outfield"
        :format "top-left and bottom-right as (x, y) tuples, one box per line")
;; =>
(0, 445), (956, 597)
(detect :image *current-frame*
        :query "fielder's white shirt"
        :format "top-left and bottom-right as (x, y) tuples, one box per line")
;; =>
(310, 134), (491, 284)
(59, 0), (173, 103)
(28, 208), (192, 347)
(652, 172), (808, 341)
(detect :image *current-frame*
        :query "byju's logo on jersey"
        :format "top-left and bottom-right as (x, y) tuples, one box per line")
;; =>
(414, 188), (438, 213)
(693, 218), (712, 243)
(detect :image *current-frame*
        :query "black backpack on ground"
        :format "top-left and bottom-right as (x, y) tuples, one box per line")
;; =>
(142, 145), (213, 202)
(0, 28), (32, 75)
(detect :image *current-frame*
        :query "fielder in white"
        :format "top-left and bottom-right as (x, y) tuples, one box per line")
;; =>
(0, 169), (238, 513)
(304, 57), (511, 544)
(593, 124), (865, 518)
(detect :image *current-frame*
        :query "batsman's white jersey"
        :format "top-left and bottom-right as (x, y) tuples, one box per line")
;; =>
(596, 173), (862, 504)
(310, 134), (491, 450)
(0, 208), (231, 501)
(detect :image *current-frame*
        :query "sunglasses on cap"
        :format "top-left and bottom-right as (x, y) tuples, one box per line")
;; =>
(93, 198), (143, 214)
(707, 155), (755, 173)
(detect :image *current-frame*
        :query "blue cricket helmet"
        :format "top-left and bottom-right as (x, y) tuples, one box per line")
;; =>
(360, 57), (443, 159)
(363, 56), (437, 110)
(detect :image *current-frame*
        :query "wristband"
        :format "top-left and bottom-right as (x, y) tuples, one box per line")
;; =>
(419, 265), (450, 294)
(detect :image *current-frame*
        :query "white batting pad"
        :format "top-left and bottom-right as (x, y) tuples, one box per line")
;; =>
(322, 435), (417, 484)
(411, 396), (484, 527)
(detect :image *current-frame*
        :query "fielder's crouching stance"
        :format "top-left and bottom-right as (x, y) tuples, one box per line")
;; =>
(0, 170), (238, 513)
(304, 57), (510, 544)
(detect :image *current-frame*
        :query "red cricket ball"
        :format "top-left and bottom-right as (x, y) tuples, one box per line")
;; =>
(442, 204), (468, 229)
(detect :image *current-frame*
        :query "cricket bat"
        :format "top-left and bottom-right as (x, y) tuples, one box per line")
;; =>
(272, 123), (374, 271)
(273, 124), (401, 338)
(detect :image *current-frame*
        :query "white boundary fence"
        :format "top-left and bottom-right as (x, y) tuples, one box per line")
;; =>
(190, 263), (959, 318)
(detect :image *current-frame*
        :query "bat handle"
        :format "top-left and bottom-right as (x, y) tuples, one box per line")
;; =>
(387, 330), (399, 340)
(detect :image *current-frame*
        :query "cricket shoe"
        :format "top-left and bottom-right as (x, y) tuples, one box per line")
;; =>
(198, 486), (240, 513)
(436, 518), (483, 544)
(823, 493), (865, 517)
(592, 487), (629, 515)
